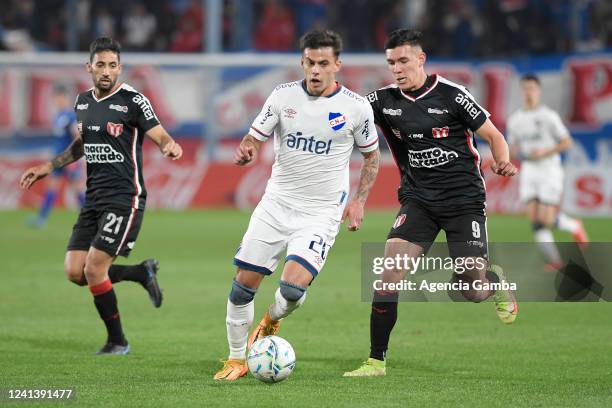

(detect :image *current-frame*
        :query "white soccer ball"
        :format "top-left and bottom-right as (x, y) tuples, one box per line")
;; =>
(247, 335), (296, 383)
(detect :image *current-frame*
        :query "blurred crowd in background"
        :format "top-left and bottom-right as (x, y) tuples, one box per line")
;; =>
(1, 0), (611, 56)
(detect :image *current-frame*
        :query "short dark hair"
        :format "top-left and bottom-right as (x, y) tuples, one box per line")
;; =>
(89, 37), (121, 62)
(520, 73), (540, 85)
(299, 29), (342, 57)
(384, 29), (424, 50)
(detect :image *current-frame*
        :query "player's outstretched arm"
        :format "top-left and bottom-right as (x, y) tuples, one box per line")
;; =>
(342, 149), (380, 231)
(19, 136), (84, 189)
(234, 134), (263, 166)
(476, 119), (518, 177)
(146, 124), (183, 160)
(529, 137), (572, 160)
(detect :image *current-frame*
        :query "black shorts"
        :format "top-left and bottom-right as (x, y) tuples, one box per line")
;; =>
(67, 204), (144, 258)
(387, 198), (488, 259)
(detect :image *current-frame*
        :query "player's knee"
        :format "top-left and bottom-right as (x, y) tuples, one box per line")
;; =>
(64, 261), (86, 286)
(65, 267), (87, 286)
(228, 279), (257, 305)
(83, 261), (104, 281)
(279, 280), (307, 303)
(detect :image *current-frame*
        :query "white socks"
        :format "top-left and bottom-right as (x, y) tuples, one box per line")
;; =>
(269, 288), (306, 321)
(556, 212), (580, 233)
(226, 299), (254, 359)
(534, 228), (562, 263)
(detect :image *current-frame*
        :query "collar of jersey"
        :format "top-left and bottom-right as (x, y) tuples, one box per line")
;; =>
(400, 74), (438, 102)
(301, 80), (342, 98)
(91, 82), (124, 102)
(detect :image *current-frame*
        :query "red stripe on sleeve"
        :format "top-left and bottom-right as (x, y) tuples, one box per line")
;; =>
(250, 126), (270, 138)
(357, 138), (379, 149)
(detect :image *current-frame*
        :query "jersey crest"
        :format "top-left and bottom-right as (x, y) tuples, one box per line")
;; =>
(106, 122), (124, 138)
(328, 112), (347, 131)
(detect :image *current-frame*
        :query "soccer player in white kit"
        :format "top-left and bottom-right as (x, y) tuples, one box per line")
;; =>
(213, 29), (380, 381)
(507, 74), (588, 271)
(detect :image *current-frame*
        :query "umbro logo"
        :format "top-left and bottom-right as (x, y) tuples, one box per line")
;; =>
(283, 107), (297, 119)
(428, 108), (448, 115)
(76, 103), (88, 110)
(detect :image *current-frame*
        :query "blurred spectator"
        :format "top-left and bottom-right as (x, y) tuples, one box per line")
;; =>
(222, 0), (234, 49)
(123, 2), (157, 51)
(293, 0), (328, 38)
(445, 1), (484, 58)
(0, 0), (609, 56)
(93, 7), (117, 38)
(591, 0), (612, 48)
(0, 0), (36, 51)
(170, 0), (203, 52)
(181, 0), (205, 34)
(331, 0), (377, 51)
(76, 0), (92, 51)
(149, 1), (178, 51)
(254, 0), (295, 51)
(375, 0), (406, 51)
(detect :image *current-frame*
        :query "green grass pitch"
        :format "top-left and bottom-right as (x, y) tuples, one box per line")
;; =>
(1, 210), (611, 407)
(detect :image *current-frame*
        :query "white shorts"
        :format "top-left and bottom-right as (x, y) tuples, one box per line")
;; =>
(233, 197), (342, 277)
(519, 168), (563, 205)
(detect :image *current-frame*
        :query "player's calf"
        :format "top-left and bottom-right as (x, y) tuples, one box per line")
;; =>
(247, 281), (306, 350)
(269, 280), (307, 321)
(226, 279), (257, 360)
(453, 259), (495, 303)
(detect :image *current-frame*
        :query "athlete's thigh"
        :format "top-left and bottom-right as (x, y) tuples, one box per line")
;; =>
(91, 206), (144, 258)
(235, 268), (266, 289)
(233, 198), (290, 276)
(280, 261), (314, 288)
(441, 208), (488, 261)
(536, 203), (559, 226)
(382, 238), (426, 284)
(387, 199), (440, 249)
(536, 173), (563, 208)
(64, 250), (88, 280)
(519, 170), (538, 204)
(525, 200), (538, 222)
(285, 216), (340, 280)
(67, 204), (100, 252)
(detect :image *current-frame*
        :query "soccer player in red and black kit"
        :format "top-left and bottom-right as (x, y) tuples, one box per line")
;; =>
(344, 29), (518, 377)
(19, 37), (183, 355)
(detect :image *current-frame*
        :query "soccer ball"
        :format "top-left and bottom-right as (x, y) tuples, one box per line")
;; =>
(247, 335), (296, 383)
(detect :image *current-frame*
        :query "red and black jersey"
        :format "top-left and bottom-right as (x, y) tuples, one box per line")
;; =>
(74, 83), (160, 210)
(367, 74), (489, 208)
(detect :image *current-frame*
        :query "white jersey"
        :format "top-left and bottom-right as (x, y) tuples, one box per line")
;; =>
(506, 105), (570, 173)
(248, 80), (378, 213)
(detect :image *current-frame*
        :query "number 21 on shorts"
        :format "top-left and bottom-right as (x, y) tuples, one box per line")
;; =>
(103, 212), (124, 235)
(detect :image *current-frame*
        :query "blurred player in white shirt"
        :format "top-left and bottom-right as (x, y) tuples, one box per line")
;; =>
(213, 29), (380, 381)
(507, 74), (588, 271)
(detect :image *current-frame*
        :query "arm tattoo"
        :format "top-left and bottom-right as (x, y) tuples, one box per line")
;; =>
(51, 137), (84, 170)
(355, 150), (380, 204)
